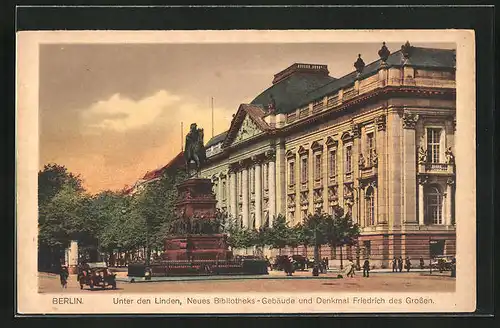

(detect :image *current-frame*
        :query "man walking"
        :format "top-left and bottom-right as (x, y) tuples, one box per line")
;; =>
(362, 259), (370, 277)
(398, 256), (403, 272)
(392, 257), (397, 272)
(405, 257), (412, 272)
(345, 258), (355, 278)
(419, 257), (425, 269)
(59, 265), (69, 289)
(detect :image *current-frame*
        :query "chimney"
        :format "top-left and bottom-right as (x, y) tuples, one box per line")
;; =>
(272, 63), (329, 84)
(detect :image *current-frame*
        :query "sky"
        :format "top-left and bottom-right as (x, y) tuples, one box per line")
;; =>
(39, 41), (455, 194)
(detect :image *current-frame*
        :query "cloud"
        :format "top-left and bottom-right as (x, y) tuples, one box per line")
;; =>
(81, 90), (234, 136)
(67, 89), (235, 193)
(81, 90), (183, 132)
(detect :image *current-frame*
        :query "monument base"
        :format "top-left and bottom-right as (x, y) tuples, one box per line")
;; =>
(163, 234), (233, 261)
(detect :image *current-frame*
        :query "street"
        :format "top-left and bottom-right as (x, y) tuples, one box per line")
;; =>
(38, 270), (455, 293)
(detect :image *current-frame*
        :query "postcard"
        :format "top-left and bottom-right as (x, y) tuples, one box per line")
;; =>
(16, 29), (476, 314)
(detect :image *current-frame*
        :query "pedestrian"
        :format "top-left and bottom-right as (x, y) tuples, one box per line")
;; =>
(346, 259), (355, 278)
(391, 257), (397, 272)
(362, 259), (370, 277)
(325, 257), (329, 270)
(398, 256), (403, 272)
(59, 265), (69, 289)
(405, 257), (412, 272)
(419, 257), (425, 270)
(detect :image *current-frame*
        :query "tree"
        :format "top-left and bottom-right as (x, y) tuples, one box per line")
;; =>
(38, 163), (84, 206)
(90, 190), (132, 264)
(303, 212), (331, 267)
(128, 167), (187, 264)
(38, 181), (94, 269)
(326, 205), (361, 269)
(267, 214), (291, 255)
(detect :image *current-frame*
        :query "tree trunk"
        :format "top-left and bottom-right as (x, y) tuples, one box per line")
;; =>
(314, 243), (320, 267)
(340, 245), (344, 270)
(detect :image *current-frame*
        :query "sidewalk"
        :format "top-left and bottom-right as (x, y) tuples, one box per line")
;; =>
(327, 267), (452, 276)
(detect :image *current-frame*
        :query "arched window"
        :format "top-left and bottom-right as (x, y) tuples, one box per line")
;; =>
(365, 186), (375, 226)
(425, 185), (443, 224)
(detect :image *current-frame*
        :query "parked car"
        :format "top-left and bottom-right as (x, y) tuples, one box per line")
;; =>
(430, 256), (454, 272)
(78, 262), (117, 290)
(291, 255), (308, 271)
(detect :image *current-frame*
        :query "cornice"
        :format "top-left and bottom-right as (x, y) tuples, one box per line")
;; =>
(203, 86), (455, 165)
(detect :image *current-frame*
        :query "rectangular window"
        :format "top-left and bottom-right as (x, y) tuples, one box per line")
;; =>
(314, 154), (322, 180)
(329, 150), (337, 178)
(288, 161), (295, 186)
(301, 157), (308, 183)
(363, 241), (371, 258)
(427, 128), (441, 163)
(367, 133), (375, 166)
(345, 146), (352, 173)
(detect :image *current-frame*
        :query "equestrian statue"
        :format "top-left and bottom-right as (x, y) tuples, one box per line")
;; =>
(184, 123), (207, 177)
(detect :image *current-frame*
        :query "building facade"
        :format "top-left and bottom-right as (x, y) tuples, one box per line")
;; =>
(201, 42), (456, 267)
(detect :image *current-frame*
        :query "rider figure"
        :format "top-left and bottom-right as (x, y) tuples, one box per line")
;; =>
(184, 123), (206, 176)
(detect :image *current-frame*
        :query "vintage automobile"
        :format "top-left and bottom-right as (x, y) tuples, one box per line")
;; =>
(271, 255), (306, 272)
(291, 255), (309, 271)
(430, 256), (454, 272)
(78, 262), (117, 290)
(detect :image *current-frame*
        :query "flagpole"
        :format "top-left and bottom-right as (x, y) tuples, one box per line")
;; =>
(181, 121), (184, 152)
(211, 97), (214, 139)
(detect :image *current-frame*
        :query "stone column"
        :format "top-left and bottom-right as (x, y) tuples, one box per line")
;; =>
(351, 123), (361, 224)
(229, 168), (237, 220)
(254, 159), (262, 228)
(275, 139), (286, 216)
(402, 111), (419, 224)
(242, 164), (249, 228)
(375, 114), (387, 224)
(217, 176), (223, 208)
(418, 176), (427, 225)
(359, 185), (365, 227)
(268, 151), (277, 225)
(445, 178), (453, 226)
(387, 110), (404, 230)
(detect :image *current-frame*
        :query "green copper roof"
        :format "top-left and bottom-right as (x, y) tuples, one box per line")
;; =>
(251, 47), (455, 115)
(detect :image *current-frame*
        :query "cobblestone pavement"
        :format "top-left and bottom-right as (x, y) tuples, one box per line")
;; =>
(38, 271), (455, 293)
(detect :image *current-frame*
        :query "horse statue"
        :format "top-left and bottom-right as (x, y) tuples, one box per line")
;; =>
(184, 123), (207, 177)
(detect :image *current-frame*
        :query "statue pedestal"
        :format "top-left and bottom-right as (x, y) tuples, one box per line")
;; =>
(163, 178), (232, 261)
(163, 234), (232, 261)
(175, 178), (217, 218)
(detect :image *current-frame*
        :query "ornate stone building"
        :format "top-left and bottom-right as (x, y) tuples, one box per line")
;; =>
(201, 42), (456, 267)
